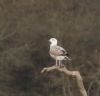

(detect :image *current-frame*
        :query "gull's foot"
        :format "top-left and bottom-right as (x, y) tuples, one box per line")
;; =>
(55, 64), (59, 67)
(59, 64), (65, 68)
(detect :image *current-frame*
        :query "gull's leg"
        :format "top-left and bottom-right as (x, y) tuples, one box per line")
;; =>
(59, 60), (61, 67)
(56, 59), (57, 66)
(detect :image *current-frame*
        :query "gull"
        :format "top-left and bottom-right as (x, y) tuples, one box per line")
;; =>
(49, 38), (71, 66)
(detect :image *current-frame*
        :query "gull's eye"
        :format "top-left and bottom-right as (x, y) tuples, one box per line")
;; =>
(52, 39), (54, 41)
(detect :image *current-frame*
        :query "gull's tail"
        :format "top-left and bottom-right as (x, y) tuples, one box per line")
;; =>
(64, 56), (71, 61)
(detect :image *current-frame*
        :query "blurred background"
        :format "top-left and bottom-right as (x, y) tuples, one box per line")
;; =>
(0, 0), (100, 96)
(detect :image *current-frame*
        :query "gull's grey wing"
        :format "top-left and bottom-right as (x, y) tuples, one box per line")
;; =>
(50, 45), (67, 56)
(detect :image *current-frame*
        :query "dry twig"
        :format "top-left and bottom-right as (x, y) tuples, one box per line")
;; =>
(41, 65), (87, 96)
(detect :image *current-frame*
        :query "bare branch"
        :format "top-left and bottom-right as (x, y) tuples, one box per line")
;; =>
(41, 65), (87, 96)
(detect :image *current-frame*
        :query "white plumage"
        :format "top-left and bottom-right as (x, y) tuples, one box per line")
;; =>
(49, 38), (71, 66)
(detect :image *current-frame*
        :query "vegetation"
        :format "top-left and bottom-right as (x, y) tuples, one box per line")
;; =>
(0, 0), (99, 96)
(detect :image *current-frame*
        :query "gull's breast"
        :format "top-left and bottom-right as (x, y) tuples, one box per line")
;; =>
(50, 53), (57, 60)
(50, 53), (65, 60)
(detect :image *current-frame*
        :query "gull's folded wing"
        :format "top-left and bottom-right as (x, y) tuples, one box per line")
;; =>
(50, 45), (67, 56)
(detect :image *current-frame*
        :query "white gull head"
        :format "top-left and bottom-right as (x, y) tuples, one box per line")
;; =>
(49, 38), (57, 46)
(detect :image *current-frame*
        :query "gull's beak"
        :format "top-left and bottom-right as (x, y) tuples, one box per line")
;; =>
(48, 40), (50, 44)
(48, 40), (50, 42)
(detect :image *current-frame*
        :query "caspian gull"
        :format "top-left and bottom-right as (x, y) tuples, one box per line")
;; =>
(49, 38), (71, 66)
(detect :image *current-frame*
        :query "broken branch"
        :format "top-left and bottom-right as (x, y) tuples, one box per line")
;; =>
(41, 65), (87, 96)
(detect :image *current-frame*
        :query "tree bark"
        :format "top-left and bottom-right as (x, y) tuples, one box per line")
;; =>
(41, 65), (87, 96)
